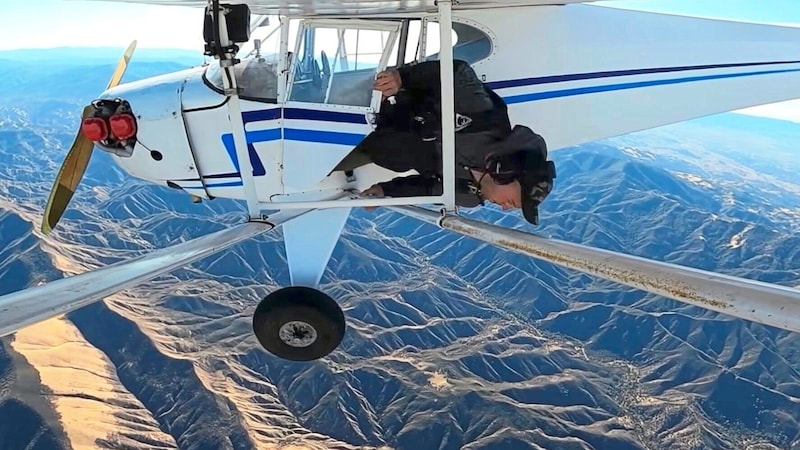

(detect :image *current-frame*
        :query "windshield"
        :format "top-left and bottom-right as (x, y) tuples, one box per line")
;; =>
(238, 15), (284, 60)
(204, 54), (279, 102)
(204, 15), (292, 102)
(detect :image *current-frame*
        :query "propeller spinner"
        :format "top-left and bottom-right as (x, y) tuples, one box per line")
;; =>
(41, 41), (137, 235)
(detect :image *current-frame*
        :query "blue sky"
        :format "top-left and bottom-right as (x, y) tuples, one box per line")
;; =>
(597, 0), (800, 23)
(2, 1), (800, 51)
(0, 1), (205, 51)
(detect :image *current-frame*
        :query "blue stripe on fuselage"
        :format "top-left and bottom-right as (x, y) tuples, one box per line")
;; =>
(485, 60), (800, 90)
(283, 108), (368, 124)
(242, 108), (282, 123)
(238, 107), (368, 125)
(283, 128), (366, 146)
(221, 130), (276, 176)
(201, 62), (798, 185)
(503, 68), (800, 104)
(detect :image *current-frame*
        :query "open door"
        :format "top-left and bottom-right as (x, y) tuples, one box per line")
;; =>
(281, 19), (402, 190)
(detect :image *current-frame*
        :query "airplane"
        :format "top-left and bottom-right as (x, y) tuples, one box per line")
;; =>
(2, 0), (800, 363)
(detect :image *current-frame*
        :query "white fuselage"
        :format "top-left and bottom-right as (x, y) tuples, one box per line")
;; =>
(99, 4), (800, 205)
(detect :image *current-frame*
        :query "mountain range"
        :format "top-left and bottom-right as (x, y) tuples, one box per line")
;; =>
(0, 48), (799, 450)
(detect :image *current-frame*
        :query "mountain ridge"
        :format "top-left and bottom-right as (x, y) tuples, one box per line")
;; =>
(0, 52), (799, 449)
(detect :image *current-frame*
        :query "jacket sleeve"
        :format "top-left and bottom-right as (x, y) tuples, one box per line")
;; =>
(377, 174), (485, 209)
(377, 175), (442, 198)
(396, 60), (456, 93)
(396, 60), (493, 113)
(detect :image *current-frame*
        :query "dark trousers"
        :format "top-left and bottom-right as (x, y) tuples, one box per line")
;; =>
(334, 129), (439, 175)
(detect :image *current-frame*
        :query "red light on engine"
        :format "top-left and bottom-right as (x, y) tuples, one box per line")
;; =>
(109, 114), (137, 140)
(81, 118), (108, 142)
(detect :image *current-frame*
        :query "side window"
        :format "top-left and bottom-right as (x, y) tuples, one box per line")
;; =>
(423, 21), (492, 64)
(289, 26), (397, 107)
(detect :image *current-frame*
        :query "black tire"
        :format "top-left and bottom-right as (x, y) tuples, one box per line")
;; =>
(252, 286), (345, 361)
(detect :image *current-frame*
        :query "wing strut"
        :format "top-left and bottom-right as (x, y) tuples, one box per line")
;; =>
(439, 0), (457, 210)
(0, 211), (308, 338)
(392, 206), (800, 334)
(211, 0), (261, 220)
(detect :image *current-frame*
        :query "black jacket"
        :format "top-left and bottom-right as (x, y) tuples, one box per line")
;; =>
(370, 59), (545, 207)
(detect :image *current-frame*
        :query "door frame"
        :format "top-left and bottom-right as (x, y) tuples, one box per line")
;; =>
(284, 18), (403, 113)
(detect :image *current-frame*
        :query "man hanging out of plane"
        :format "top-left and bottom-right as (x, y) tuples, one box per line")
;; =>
(334, 59), (557, 225)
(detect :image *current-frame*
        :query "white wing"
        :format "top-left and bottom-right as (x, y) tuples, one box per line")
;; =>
(73, 0), (621, 15)
(0, 212), (307, 338)
(468, 4), (800, 150)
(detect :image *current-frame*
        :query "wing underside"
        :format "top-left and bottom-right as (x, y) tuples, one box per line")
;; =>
(74, 0), (613, 15)
(0, 217), (298, 338)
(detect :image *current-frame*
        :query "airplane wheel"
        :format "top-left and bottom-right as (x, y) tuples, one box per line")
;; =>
(252, 286), (345, 362)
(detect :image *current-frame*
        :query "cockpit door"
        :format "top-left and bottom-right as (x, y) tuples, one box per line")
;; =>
(281, 19), (401, 190)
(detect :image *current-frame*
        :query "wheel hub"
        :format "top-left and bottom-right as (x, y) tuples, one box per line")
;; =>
(278, 320), (318, 347)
